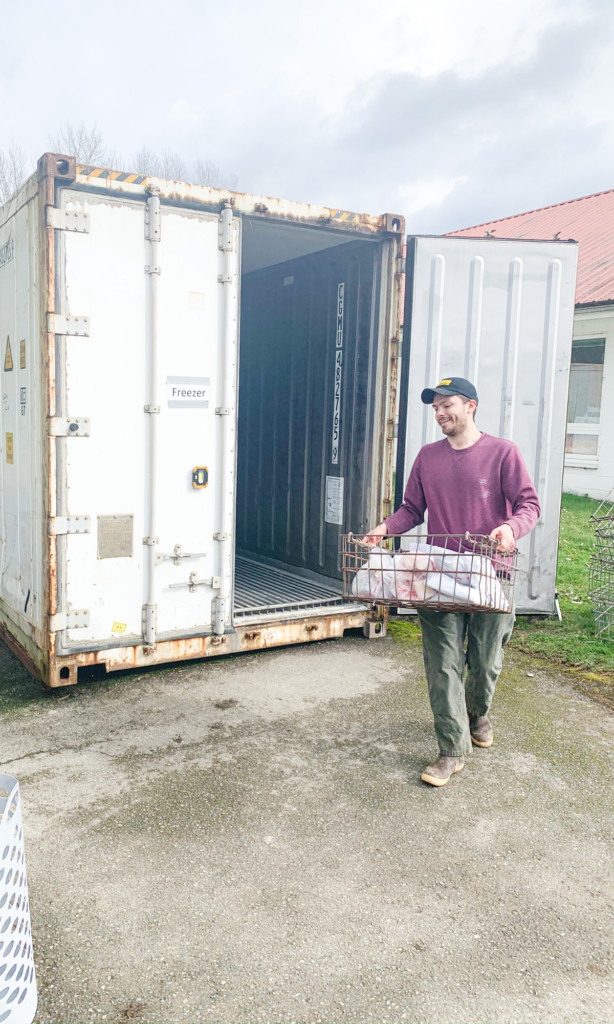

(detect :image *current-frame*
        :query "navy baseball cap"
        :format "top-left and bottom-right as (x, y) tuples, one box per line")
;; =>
(421, 376), (478, 404)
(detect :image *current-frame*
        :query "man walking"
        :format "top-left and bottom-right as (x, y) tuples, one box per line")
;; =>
(366, 377), (540, 787)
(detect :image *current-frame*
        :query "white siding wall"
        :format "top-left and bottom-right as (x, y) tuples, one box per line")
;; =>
(563, 305), (614, 500)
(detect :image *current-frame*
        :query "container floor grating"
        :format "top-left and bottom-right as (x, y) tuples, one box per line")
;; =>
(234, 554), (347, 620)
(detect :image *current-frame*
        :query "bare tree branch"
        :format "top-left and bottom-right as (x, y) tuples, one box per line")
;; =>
(0, 143), (29, 205)
(133, 146), (161, 177)
(158, 148), (187, 181)
(46, 124), (239, 191)
(133, 146), (186, 179)
(48, 122), (106, 165)
(193, 158), (238, 191)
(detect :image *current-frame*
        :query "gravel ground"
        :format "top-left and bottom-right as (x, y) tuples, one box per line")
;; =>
(1, 630), (613, 1024)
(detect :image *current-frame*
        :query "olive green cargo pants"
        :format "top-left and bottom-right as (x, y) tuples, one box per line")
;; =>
(417, 608), (515, 757)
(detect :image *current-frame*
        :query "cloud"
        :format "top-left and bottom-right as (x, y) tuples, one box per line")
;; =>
(1, 0), (613, 234)
(304, 0), (614, 230)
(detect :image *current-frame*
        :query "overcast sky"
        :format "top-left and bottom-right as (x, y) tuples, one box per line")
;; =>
(2, 0), (613, 232)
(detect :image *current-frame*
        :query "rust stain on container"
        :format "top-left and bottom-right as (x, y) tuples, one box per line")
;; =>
(44, 611), (367, 687)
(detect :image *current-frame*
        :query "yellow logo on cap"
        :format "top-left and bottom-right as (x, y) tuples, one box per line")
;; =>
(438, 378), (452, 386)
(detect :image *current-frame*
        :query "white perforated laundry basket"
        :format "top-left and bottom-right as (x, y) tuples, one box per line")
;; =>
(0, 776), (37, 1024)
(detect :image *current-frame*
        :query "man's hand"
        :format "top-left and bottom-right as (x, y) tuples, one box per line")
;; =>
(363, 522), (388, 546)
(489, 523), (516, 552)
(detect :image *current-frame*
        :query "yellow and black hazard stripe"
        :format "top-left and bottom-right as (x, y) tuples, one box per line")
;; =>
(331, 209), (358, 224)
(77, 166), (148, 185)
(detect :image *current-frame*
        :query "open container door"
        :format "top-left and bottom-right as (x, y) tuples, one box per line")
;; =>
(397, 235), (578, 614)
(53, 188), (238, 657)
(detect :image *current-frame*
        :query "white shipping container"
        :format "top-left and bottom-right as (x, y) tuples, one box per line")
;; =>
(0, 154), (403, 686)
(0, 155), (577, 687)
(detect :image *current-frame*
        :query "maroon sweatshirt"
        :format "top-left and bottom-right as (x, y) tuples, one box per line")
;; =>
(385, 433), (540, 541)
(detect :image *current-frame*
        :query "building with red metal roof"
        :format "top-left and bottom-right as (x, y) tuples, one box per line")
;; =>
(449, 189), (614, 499)
(448, 188), (614, 307)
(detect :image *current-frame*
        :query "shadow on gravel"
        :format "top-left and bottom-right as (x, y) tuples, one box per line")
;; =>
(0, 635), (338, 714)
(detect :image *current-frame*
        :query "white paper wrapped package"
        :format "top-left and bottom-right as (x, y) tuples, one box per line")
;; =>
(351, 543), (509, 611)
(0, 776), (37, 1024)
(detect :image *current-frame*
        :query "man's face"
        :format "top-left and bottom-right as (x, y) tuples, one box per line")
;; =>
(432, 393), (475, 436)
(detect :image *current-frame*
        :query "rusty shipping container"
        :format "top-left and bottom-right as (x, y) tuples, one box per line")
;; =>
(0, 155), (577, 687)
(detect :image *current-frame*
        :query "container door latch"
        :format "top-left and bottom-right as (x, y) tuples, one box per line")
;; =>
(154, 544), (207, 566)
(168, 573), (220, 593)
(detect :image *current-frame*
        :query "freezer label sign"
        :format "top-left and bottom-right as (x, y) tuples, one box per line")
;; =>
(325, 475), (344, 526)
(167, 376), (211, 409)
(331, 282), (344, 464)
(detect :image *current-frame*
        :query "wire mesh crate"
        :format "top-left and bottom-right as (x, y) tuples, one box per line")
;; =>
(341, 533), (517, 614)
(588, 557), (614, 638)
(590, 496), (614, 526)
(593, 527), (614, 561)
(589, 494), (614, 640)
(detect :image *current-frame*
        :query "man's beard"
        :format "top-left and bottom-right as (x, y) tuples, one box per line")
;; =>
(439, 417), (466, 436)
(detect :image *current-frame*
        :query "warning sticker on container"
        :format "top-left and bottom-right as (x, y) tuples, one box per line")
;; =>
(325, 475), (344, 526)
(111, 622), (127, 634)
(167, 376), (211, 409)
(4, 337), (13, 371)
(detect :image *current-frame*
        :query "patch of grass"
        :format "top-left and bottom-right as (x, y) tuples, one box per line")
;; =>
(510, 492), (614, 675)
(387, 617), (422, 646)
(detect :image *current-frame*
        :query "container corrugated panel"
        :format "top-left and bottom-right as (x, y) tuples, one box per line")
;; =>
(237, 239), (384, 579)
(397, 235), (579, 614)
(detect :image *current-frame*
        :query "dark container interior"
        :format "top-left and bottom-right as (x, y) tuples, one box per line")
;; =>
(236, 233), (385, 586)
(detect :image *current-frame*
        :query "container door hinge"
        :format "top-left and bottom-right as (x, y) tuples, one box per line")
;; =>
(144, 405), (160, 414)
(217, 273), (232, 284)
(46, 207), (90, 233)
(396, 256), (406, 273)
(212, 597), (225, 633)
(145, 265), (161, 275)
(213, 532), (228, 541)
(169, 573), (221, 593)
(47, 313), (90, 336)
(215, 407), (230, 416)
(145, 194), (161, 241)
(49, 515), (91, 536)
(218, 206), (233, 251)
(48, 417), (91, 437)
(142, 604), (157, 646)
(50, 609), (90, 632)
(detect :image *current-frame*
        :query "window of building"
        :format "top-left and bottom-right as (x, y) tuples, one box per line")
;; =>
(565, 338), (605, 468)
